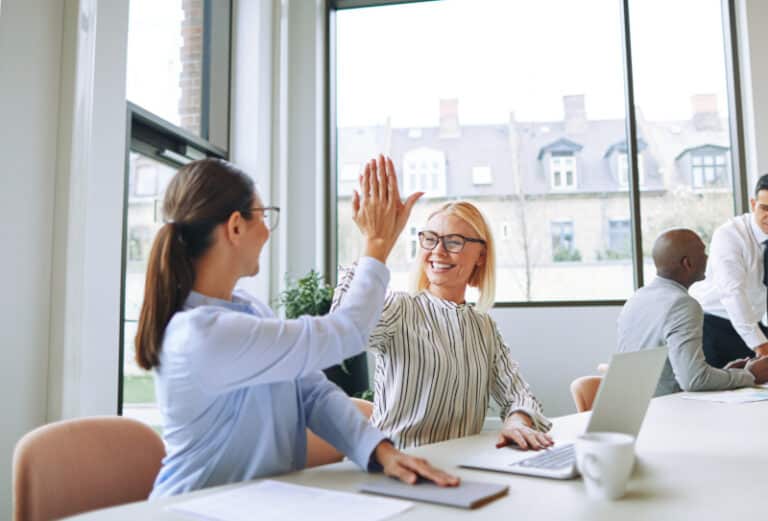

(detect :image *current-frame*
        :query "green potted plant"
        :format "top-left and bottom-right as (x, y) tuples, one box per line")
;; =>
(276, 270), (369, 396)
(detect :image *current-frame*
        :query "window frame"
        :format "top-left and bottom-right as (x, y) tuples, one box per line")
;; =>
(326, 0), (749, 308)
(550, 220), (577, 262)
(549, 153), (577, 190)
(691, 152), (729, 189)
(118, 0), (233, 415)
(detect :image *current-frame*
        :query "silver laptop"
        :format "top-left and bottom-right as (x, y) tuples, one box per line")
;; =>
(460, 347), (667, 479)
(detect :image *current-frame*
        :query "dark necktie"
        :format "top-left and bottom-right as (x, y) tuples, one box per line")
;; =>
(763, 241), (768, 313)
(764, 240), (768, 287)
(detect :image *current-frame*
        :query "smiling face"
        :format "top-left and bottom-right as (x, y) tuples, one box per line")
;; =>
(419, 212), (486, 303)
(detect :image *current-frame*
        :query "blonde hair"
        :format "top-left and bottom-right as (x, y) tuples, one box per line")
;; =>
(410, 201), (496, 312)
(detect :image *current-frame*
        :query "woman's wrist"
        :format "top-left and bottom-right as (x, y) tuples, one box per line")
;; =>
(363, 238), (391, 264)
(373, 440), (396, 465)
(504, 411), (533, 429)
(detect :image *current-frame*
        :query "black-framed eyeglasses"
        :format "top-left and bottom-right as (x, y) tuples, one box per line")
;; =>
(251, 206), (280, 231)
(418, 230), (486, 253)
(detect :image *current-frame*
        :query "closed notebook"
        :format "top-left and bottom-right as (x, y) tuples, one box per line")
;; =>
(359, 477), (508, 509)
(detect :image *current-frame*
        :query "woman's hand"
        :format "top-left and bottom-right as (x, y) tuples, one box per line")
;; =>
(353, 155), (423, 263)
(373, 441), (459, 487)
(496, 412), (553, 450)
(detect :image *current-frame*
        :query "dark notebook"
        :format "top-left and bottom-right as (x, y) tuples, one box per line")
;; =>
(359, 477), (509, 509)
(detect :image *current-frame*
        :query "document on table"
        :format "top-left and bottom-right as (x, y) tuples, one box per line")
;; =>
(681, 387), (768, 403)
(168, 480), (413, 521)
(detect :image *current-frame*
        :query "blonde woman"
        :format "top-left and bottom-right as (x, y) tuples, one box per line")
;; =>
(333, 201), (552, 450)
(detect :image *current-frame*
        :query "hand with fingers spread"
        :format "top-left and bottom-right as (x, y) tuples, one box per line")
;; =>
(352, 155), (423, 264)
(496, 412), (554, 451)
(373, 441), (460, 487)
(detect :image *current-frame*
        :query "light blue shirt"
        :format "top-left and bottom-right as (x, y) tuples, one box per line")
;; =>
(150, 257), (390, 497)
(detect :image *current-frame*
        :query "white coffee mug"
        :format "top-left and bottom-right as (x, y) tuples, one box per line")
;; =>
(575, 432), (635, 500)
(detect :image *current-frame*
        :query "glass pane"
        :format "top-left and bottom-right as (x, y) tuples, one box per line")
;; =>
(336, 0), (631, 301)
(126, 0), (205, 136)
(630, 0), (735, 285)
(121, 152), (178, 432)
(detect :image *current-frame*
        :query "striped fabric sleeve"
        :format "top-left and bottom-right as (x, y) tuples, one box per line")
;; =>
(332, 262), (403, 353)
(489, 322), (552, 433)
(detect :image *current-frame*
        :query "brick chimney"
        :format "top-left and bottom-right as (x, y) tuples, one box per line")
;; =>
(691, 94), (721, 131)
(563, 94), (587, 135)
(180, 0), (204, 135)
(439, 98), (461, 139)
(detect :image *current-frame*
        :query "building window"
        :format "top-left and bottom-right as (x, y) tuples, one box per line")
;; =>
(618, 153), (644, 187)
(408, 226), (419, 261)
(121, 0), (232, 429)
(606, 219), (631, 259)
(550, 153), (576, 190)
(472, 166), (493, 185)
(551, 221), (580, 262)
(500, 221), (512, 241)
(692, 154), (727, 188)
(402, 148), (447, 197)
(338, 163), (360, 197)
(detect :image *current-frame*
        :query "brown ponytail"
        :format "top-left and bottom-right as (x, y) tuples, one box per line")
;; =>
(135, 158), (255, 370)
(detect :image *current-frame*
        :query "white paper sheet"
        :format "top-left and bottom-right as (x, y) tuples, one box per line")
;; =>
(681, 387), (768, 403)
(168, 480), (413, 521)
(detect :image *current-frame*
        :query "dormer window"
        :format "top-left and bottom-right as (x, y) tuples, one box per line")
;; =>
(692, 153), (727, 188)
(538, 138), (582, 191)
(675, 144), (730, 189)
(472, 166), (493, 185)
(550, 152), (577, 190)
(403, 147), (447, 197)
(604, 139), (648, 189)
(618, 153), (644, 187)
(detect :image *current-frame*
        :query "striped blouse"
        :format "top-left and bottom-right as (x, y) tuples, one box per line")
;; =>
(333, 265), (551, 449)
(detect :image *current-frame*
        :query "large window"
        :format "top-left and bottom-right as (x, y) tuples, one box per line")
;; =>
(630, 0), (737, 282)
(335, 0), (632, 300)
(120, 0), (232, 427)
(332, 0), (743, 304)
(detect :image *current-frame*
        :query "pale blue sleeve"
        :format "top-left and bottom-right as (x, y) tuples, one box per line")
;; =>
(183, 257), (390, 393)
(299, 372), (387, 471)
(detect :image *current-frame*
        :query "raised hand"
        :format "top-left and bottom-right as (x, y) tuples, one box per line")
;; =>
(352, 155), (423, 263)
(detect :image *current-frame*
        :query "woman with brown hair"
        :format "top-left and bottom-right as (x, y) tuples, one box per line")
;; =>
(135, 155), (458, 497)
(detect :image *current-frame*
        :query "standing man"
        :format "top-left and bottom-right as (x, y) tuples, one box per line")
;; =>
(618, 229), (768, 396)
(690, 174), (768, 368)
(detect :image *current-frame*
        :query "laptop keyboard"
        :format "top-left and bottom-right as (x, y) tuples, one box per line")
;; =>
(514, 444), (575, 470)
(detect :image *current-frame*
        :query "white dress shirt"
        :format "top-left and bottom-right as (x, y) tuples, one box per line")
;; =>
(690, 213), (768, 349)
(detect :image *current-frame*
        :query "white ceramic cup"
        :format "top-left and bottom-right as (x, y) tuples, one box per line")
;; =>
(575, 432), (636, 500)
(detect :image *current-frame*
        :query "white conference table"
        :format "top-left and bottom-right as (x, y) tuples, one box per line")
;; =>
(67, 394), (768, 520)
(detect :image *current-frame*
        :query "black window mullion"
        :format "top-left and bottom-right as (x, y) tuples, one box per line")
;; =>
(722, 0), (750, 214)
(620, 0), (644, 290)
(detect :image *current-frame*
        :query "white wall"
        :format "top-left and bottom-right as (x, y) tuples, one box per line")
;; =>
(46, 0), (128, 422)
(0, 0), (63, 515)
(490, 306), (621, 417)
(0, 0), (128, 517)
(738, 0), (768, 186)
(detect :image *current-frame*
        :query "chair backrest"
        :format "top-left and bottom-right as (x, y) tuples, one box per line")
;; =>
(570, 376), (603, 413)
(13, 416), (165, 521)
